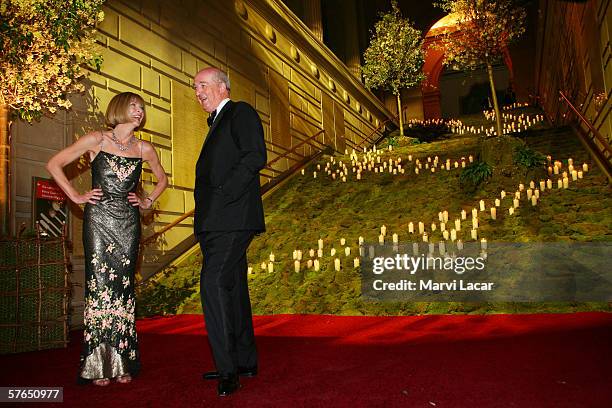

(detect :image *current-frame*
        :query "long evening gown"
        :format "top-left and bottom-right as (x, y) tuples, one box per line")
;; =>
(79, 147), (142, 381)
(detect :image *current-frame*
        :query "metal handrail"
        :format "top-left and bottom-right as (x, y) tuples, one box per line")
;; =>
(558, 91), (612, 155)
(358, 103), (408, 148)
(141, 129), (327, 246)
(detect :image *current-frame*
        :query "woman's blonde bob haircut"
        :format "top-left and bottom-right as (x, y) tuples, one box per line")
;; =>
(105, 92), (147, 130)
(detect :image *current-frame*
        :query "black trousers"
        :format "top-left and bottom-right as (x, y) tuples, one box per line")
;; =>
(198, 230), (257, 375)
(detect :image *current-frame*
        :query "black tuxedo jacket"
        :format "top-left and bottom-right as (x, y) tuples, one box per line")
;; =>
(194, 100), (267, 233)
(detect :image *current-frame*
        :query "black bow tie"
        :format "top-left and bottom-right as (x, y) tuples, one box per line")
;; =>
(207, 110), (217, 127)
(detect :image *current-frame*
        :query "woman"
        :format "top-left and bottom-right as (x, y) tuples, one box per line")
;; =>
(47, 92), (168, 386)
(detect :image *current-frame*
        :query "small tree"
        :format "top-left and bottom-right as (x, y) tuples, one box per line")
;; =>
(362, 0), (426, 137)
(0, 0), (104, 234)
(435, 0), (526, 137)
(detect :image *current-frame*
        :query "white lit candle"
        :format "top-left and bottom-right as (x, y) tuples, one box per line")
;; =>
(330, 248), (336, 257)
(509, 207), (514, 215)
(450, 229), (457, 241)
(490, 207), (497, 220)
(294, 260), (301, 273)
(578, 171), (583, 179)
(540, 181), (545, 191)
(392, 233), (398, 243)
(307, 259), (313, 268)
(353, 258), (360, 268)
(267, 262), (274, 273)
(547, 179), (553, 189)
(513, 198), (519, 208)
(318, 239), (324, 249)
(381, 225), (387, 236)
(345, 247), (351, 256)
(455, 219), (461, 231)
(473, 218), (479, 229)
(563, 177), (569, 188)
(461, 210), (467, 220)
(261, 262), (267, 271)
(479, 200), (485, 211)
(582, 163), (588, 172)
(309, 249), (315, 257)
(418, 222), (425, 235)
(340, 238), (346, 246)
(531, 196), (537, 206)
(269, 252), (275, 262)
(378, 235), (384, 244)
(422, 233), (428, 242)
(495, 199), (500, 207)
(334, 258), (341, 271)
(248, 266), (253, 275)
(408, 222), (414, 233)
(314, 259), (320, 271)
(443, 230), (449, 240)
(317, 249), (323, 258)
(471, 229), (477, 240)
(440, 222), (446, 232)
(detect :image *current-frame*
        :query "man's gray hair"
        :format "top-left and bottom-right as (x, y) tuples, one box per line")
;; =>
(215, 70), (231, 92)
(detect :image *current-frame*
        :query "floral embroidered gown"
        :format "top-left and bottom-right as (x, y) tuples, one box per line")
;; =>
(79, 148), (142, 381)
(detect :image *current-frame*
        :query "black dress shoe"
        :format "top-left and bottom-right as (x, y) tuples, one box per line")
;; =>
(217, 374), (240, 397)
(203, 366), (258, 380)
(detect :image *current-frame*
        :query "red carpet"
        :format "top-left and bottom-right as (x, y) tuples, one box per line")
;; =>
(1, 312), (611, 407)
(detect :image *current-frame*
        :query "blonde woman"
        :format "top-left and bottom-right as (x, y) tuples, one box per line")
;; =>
(47, 92), (167, 386)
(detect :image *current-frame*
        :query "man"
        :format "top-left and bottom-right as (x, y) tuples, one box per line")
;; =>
(193, 67), (267, 396)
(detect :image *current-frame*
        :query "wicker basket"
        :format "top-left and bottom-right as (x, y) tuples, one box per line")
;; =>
(0, 231), (71, 354)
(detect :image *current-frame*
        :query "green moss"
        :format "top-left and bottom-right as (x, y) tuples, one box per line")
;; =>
(138, 109), (612, 317)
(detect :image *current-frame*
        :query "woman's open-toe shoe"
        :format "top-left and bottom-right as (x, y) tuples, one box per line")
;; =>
(92, 378), (110, 386)
(116, 374), (132, 384)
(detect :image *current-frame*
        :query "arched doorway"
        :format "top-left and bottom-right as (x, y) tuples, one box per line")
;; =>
(422, 13), (515, 119)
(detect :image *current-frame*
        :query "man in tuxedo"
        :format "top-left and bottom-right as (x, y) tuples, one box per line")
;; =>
(193, 67), (266, 396)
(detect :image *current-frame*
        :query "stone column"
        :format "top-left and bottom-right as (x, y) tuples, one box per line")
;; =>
(343, 1), (361, 79)
(303, 0), (323, 42)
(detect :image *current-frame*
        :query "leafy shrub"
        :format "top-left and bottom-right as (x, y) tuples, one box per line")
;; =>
(514, 145), (546, 168)
(459, 161), (493, 187)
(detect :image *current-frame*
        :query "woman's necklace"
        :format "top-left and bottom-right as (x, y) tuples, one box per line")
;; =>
(111, 130), (135, 152)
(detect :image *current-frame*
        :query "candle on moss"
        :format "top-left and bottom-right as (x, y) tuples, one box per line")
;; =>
(509, 207), (514, 215)
(443, 211), (449, 223)
(422, 233), (429, 242)
(443, 230), (449, 240)
(309, 249), (315, 258)
(340, 238), (346, 246)
(571, 170), (578, 181)
(472, 208), (478, 219)
(578, 170), (583, 179)
(408, 222), (414, 233)
(381, 225), (387, 236)
(450, 229), (457, 241)
(513, 198), (519, 208)
(334, 258), (341, 271)
(548, 166), (553, 175)
(495, 199), (500, 207)
(331, 248), (337, 257)
(540, 180), (545, 191)
(531, 196), (537, 206)
(519, 183), (524, 191)
(353, 258), (360, 268)
(378, 235), (384, 244)
(294, 260), (301, 273)
(307, 259), (313, 269)
(529, 181), (535, 189)
(471, 229), (478, 240)
(440, 222), (446, 232)
(527, 189), (532, 200)
(418, 222), (425, 235)
(248, 266), (253, 275)
(317, 249), (323, 258)
(461, 210), (467, 220)
(582, 163), (589, 172)
(269, 252), (275, 262)
(345, 247), (351, 256)
(501, 190), (506, 199)
(392, 233), (398, 243)
(563, 177), (569, 188)
(554, 165), (559, 175)
(557, 179), (563, 189)
(318, 239), (324, 249)
(490, 207), (497, 220)
(547, 179), (553, 189)
(455, 219), (461, 231)
(359, 236), (364, 245)
(267, 262), (274, 273)
(472, 218), (479, 228)
(534, 189), (540, 199)
(438, 212), (444, 222)
(261, 262), (267, 271)
(314, 259), (320, 271)
(479, 200), (485, 211)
